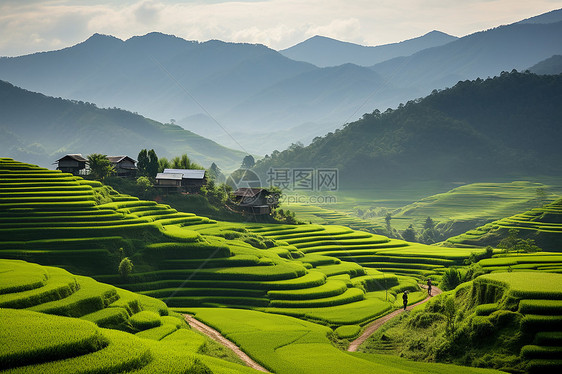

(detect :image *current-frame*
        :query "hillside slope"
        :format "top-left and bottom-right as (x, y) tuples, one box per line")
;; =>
(0, 80), (246, 170)
(253, 71), (562, 187)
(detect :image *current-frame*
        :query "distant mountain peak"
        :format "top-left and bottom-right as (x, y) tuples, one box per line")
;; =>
(280, 31), (457, 67)
(126, 31), (187, 42)
(424, 30), (455, 37)
(85, 33), (123, 43)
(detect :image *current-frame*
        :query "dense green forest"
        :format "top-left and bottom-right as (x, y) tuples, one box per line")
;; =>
(254, 71), (562, 188)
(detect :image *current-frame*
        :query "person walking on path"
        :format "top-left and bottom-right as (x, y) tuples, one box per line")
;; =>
(402, 291), (408, 310)
(427, 278), (432, 296)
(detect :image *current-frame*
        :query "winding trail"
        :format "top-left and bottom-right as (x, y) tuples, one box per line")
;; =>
(347, 285), (442, 352)
(183, 314), (269, 373)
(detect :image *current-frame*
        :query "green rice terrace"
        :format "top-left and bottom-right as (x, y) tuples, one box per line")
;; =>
(448, 197), (562, 251)
(302, 181), (560, 239)
(0, 259), (256, 373)
(360, 272), (562, 373)
(1, 157), (561, 373)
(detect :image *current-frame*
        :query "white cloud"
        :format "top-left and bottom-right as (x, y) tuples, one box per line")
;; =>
(0, 0), (559, 56)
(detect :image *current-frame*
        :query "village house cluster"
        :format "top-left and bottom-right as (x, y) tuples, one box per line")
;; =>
(54, 154), (274, 214)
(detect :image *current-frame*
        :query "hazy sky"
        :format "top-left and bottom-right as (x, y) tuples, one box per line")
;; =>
(0, 0), (560, 56)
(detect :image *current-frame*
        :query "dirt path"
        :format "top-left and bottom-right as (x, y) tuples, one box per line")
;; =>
(183, 314), (269, 373)
(347, 285), (442, 352)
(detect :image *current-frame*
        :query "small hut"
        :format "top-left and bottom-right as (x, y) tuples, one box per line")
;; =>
(107, 156), (137, 178)
(55, 154), (87, 175)
(231, 188), (275, 215)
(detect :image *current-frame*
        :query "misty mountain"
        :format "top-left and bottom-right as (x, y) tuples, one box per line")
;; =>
(0, 9), (560, 156)
(370, 20), (562, 96)
(253, 71), (562, 188)
(279, 31), (458, 67)
(0, 80), (246, 171)
(529, 55), (562, 75)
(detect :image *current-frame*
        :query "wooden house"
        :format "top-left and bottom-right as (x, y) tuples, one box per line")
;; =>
(154, 169), (207, 193)
(154, 173), (183, 192)
(162, 169), (206, 193)
(231, 188), (275, 215)
(107, 156), (137, 178)
(55, 154), (87, 175)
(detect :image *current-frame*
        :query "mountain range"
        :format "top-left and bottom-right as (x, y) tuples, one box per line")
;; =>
(0, 9), (560, 157)
(253, 71), (562, 188)
(0, 80), (245, 170)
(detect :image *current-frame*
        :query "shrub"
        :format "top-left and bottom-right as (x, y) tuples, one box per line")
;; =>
(118, 257), (133, 280)
(130, 311), (162, 331)
(470, 316), (495, 341)
(334, 325), (361, 339)
(407, 312), (445, 328)
(440, 268), (462, 291)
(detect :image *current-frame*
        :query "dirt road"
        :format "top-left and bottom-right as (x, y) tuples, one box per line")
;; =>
(183, 314), (269, 372)
(347, 286), (442, 352)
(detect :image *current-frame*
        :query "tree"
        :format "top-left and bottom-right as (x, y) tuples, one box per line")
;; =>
(208, 162), (224, 182)
(498, 228), (542, 254)
(158, 157), (171, 173)
(136, 176), (155, 199)
(536, 187), (547, 206)
(515, 238), (541, 253)
(118, 257), (133, 279)
(87, 154), (114, 181)
(146, 149), (159, 178)
(498, 228), (519, 252)
(137, 149), (149, 177)
(402, 224), (417, 242)
(424, 216), (435, 230)
(171, 154), (203, 170)
(385, 213), (392, 234)
(241, 155), (255, 169)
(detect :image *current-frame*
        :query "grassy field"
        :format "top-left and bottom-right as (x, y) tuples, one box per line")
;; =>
(361, 272), (562, 373)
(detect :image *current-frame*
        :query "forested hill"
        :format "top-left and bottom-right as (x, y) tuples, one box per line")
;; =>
(254, 71), (562, 188)
(0, 80), (245, 170)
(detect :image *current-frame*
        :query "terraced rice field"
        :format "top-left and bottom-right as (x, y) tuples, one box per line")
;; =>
(448, 198), (562, 251)
(360, 271), (562, 373)
(0, 158), (432, 325)
(245, 223), (483, 281)
(378, 181), (558, 233)
(477, 252), (562, 274)
(0, 259), (256, 373)
(472, 272), (562, 373)
(281, 204), (386, 234)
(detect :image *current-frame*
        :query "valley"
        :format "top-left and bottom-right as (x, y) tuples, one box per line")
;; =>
(1, 5), (562, 374)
